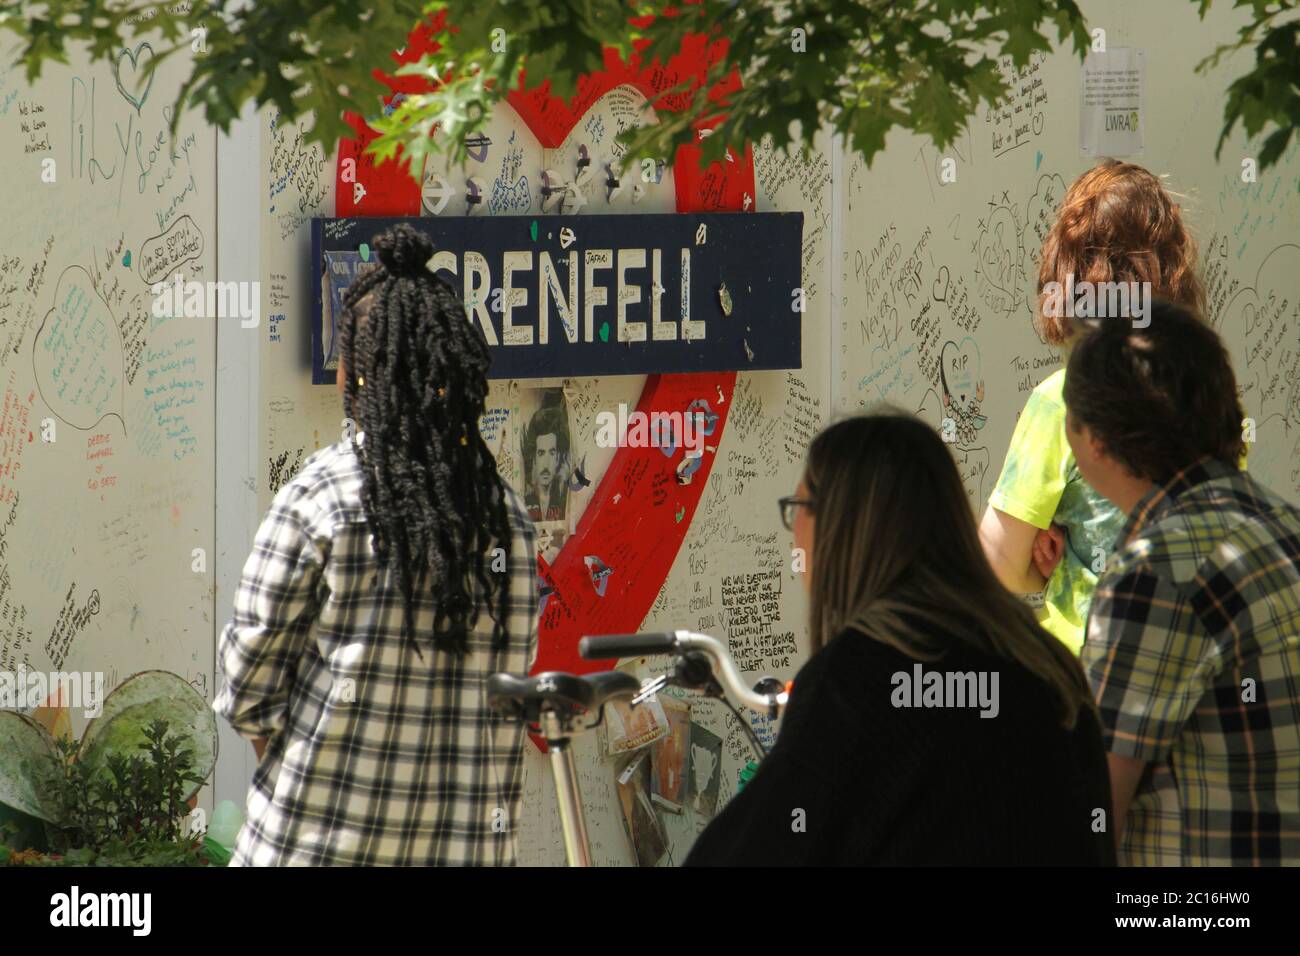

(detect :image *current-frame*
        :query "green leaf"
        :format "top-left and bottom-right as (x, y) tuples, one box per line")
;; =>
(0, 2), (1138, 189)
(1258, 124), (1294, 170)
(912, 71), (968, 148)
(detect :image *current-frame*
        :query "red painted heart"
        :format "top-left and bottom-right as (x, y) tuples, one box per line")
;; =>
(335, 22), (754, 688)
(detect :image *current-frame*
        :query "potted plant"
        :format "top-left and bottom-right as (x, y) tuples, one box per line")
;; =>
(0, 671), (219, 866)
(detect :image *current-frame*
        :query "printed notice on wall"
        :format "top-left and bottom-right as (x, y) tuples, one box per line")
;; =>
(1079, 48), (1144, 156)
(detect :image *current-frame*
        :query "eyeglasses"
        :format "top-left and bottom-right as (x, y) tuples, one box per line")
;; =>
(777, 496), (814, 531)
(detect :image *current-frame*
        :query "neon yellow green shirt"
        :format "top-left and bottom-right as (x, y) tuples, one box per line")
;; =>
(989, 370), (1124, 654)
(991, 369), (1250, 654)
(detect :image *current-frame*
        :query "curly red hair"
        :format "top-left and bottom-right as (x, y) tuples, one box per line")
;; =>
(1035, 160), (1205, 346)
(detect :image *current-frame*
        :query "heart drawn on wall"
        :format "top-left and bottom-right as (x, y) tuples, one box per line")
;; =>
(114, 41), (155, 115)
(335, 19), (756, 691)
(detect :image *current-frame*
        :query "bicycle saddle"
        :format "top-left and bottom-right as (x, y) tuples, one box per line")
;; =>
(487, 670), (641, 722)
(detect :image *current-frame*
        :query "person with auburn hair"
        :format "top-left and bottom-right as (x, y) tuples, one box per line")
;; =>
(1065, 301), (1300, 865)
(685, 412), (1114, 866)
(979, 160), (1205, 654)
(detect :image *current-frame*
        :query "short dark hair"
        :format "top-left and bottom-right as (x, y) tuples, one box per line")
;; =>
(1062, 300), (1245, 484)
(522, 405), (570, 484)
(522, 405), (569, 463)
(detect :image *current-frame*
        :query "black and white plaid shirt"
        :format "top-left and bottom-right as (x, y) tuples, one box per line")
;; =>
(214, 436), (538, 865)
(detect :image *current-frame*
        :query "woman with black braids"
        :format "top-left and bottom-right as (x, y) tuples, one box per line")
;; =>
(215, 223), (539, 866)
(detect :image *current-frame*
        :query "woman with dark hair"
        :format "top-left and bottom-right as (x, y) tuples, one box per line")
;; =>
(684, 412), (1114, 865)
(980, 159), (1207, 655)
(214, 223), (539, 866)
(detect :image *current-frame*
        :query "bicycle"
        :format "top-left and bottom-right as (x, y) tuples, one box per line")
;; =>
(487, 630), (790, 867)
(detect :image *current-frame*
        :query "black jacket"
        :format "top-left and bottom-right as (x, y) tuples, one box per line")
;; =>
(685, 627), (1116, 866)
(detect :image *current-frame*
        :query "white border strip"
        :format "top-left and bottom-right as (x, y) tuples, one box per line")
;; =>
(213, 102), (262, 808)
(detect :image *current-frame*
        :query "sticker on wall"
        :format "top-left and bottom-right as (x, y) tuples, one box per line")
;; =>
(584, 555), (613, 597)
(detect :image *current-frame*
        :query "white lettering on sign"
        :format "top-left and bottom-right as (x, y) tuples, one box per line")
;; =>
(417, 242), (707, 348)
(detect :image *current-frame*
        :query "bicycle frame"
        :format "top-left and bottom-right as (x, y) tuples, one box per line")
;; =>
(539, 709), (594, 867)
(533, 630), (789, 866)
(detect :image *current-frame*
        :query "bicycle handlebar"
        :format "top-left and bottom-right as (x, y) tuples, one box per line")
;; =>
(580, 630), (788, 719)
(578, 633), (678, 658)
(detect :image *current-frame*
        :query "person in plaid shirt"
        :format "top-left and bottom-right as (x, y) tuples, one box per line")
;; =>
(215, 224), (538, 865)
(1063, 299), (1300, 865)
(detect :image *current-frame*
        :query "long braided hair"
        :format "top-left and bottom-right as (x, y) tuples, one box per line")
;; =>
(337, 223), (512, 655)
